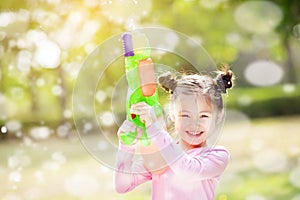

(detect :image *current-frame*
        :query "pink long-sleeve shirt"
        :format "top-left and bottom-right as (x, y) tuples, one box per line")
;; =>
(114, 123), (230, 200)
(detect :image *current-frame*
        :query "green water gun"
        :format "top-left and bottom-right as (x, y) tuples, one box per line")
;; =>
(120, 32), (163, 146)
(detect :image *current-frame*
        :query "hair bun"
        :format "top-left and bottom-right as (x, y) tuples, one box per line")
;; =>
(216, 64), (234, 93)
(158, 72), (177, 94)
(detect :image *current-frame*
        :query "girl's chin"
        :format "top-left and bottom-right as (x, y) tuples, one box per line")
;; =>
(183, 136), (205, 147)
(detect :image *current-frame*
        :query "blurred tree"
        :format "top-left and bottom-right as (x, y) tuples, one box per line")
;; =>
(274, 0), (300, 83)
(233, 0), (300, 83)
(150, 0), (238, 64)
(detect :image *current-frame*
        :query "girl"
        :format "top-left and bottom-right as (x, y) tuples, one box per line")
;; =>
(114, 66), (234, 200)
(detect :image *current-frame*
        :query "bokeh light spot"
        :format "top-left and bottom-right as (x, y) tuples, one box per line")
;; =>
(283, 84), (296, 93)
(8, 151), (31, 169)
(52, 85), (63, 96)
(17, 50), (32, 73)
(246, 194), (266, 200)
(1, 125), (8, 134)
(234, 1), (282, 34)
(253, 149), (287, 173)
(29, 126), (51, 140)
(52, 151), (66, 164)
(64, 174), (100, 197)
(200, 0), (226, 10)
(289, 167), (300, 188)
(9, 171), (22, 183)
(36, 78), (45, 87)
(95, 90), (107, 103)
(237, 95), (252, 106)
(0, 12), (17, 27)
(57, 124), (70, 138)
(99, 111), (115, 127)
(223, 109), (251, 142)
(6, 120), (22, 132)
(63, 109), (73, 119)
(34, 40), (61, 68)
(244, 60), (283, 86)
(101, 0), (152, 25)
(293, 24), (300, 38)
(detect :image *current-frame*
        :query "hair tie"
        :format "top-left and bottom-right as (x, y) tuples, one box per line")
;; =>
(216, 64), (234, 94)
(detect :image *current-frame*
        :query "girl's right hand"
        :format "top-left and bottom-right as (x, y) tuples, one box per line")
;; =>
(117, 120), (137, 145)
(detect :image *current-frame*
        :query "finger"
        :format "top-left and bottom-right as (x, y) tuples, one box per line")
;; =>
(132, 102), (148, 107)
(123, 120), (135, 128)
(139, 114), (152, 126)
(130, 107), (150, 115)
(120, 120), (136, 133)
(131, 103), (151, 111)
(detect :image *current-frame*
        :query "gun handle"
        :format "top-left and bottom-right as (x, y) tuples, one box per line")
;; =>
(139, 126), (151, 146)
(138, 58), (156, 97)
(119, 131), (138, 145)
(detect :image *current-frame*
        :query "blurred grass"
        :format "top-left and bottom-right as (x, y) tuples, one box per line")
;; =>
(1, 115), (300, 199)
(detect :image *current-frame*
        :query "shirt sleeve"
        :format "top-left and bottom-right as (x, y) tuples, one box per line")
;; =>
(113, 142), (152, 193)
(146, 122), (230, 180)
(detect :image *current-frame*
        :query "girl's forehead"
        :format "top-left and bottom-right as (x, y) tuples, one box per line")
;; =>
(174, 94), (212, 111)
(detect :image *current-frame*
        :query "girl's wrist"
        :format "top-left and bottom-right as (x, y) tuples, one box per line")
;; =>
(118, 140), (136, 153)
(146, 119), (165, 138)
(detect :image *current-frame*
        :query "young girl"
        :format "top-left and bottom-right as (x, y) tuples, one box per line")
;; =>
(114, 66), (234, 200)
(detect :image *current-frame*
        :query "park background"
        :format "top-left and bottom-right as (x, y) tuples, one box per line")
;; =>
(1, 0), (300, 199)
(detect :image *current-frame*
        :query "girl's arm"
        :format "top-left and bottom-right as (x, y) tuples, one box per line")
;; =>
(146, 122), (229, 180)
(113, 121), (152, 193)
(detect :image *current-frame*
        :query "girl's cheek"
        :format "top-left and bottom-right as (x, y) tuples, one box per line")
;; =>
(200, 119), (212, 130)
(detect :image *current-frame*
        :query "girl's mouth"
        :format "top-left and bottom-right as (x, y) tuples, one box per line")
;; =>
(186, 131), (204, 136)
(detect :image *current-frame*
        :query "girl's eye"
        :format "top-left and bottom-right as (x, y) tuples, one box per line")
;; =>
(200, 114), (209, 118)
(179, 114), (190, 118)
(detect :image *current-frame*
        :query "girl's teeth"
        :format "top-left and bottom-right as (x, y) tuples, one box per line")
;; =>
(188, 131), (201, 136)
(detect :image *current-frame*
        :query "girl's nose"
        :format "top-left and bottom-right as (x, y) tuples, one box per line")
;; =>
(191, 120), (204, 131)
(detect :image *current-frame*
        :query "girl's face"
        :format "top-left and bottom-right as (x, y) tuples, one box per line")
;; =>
(172, 93), (215, 149)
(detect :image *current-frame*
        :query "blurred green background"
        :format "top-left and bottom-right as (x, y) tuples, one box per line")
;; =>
(0, 0), (300, 199)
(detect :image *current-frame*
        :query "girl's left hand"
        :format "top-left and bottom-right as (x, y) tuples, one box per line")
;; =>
(130, 102), (157, 128)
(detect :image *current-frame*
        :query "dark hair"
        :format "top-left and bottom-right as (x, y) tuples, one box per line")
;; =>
(158, 64), (234, 112)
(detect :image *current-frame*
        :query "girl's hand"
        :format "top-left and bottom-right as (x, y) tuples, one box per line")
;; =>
(130, 102), (157, 128)
(117, 120), (136, 142)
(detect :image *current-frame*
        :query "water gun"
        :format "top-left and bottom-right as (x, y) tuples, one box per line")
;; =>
(120, 32), (163, 146)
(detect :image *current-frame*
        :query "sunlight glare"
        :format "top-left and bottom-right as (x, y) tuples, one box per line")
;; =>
(0, 12), (16, 27)
(34, 40), (61, 68)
